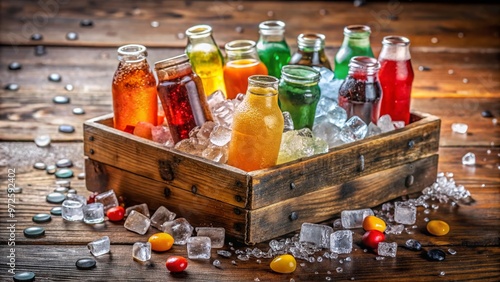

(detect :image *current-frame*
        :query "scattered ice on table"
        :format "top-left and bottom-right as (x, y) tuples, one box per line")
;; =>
(339, 116), (367, 143)
(152, 125), (174, 147)
(269, 239), (285, 252)
(124, 210), (151, 235)
(150, 206), (176, 229)
(341, 208), (374, 229)
(237, 254), (250, 261)
(330, 230), (353, 254)
(94, 190), (119, 212)
(451, 123), (468, 134)
(82, 203), (104, 224)
(386, 224), (404, 235)
(67, 194), (87, 205)
(213, 259), (221, 268)
(132, 242), (151, 262)
(377, 242), (397, 257)
(217, 250), (232, 258)
(299, 222), (333, 249)
(377, 115), (395, 133)
(277, 128), (329, 164)
(125, 203), (150, 217)
(462, 152), (476, 166)
(283, 112), (295, 132)
(161, 218), (194, 245)
(394, 202), (416, 225)
(196, 227), (225, 248)
(448, 248), (457, 255)
(34, 135), (51, 147)
(333, 218), (342, 229)
(187, 236), (212, 259)
(62, 200), (84, 221)
(87, 236), (110, 256)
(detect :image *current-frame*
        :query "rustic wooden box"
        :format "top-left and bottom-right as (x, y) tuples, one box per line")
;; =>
(84, 112), (440, 244)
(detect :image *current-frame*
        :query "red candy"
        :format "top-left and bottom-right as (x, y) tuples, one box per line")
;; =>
(362, 230), (385, 249)
(166, 256), (188, 273)
(106, 206), (125, 221)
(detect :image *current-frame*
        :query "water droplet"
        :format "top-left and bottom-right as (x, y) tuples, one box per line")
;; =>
(65, 84), (74, 91)
(34, 162), (47, 170)
(448, 69), (454, 75)
(53, 95), (70, 104)
(235, 26), (244, 33)
(80, 19), (94, 27)
(418, 66), (431, 71)
(462, 78), (469, 84)
(73, 107), (85, 115)
(458, 32), (464, 38)
(267, 10), (274, 17)
(59, 125), (75, 133)
(462, 152), (476, 166)
(35, 45), (46, 56)
(75, 258), (96, 270)
(176, 32), (185, 39)
(48, 73), (62, 82)
(66, 32), (79, 41)
(150, 21), (159, 28)
(5, 83), (19, 91)
(481, 110), (493, 118)
(24, 226), (45, 238)
(431, 37), (439, 44)
(8, 62), (22, 70)
(34, 135), (51, 147)
(31, 33), (43, 41)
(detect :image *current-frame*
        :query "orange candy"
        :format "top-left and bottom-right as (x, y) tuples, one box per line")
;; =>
(270, 254), (296, 274)
(363, 215), (387, 233)
(427, 220), (450, 236)
(148, 233), (174, 252)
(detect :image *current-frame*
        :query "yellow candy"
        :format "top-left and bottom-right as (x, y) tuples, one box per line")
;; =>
(363, 215), (387, 232)
(148, 233), (174, 252)
(427, 220), (450, 236)
(270, 254), (296, 274)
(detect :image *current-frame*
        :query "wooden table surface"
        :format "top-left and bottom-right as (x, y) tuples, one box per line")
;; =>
(1, 1), (499, 281)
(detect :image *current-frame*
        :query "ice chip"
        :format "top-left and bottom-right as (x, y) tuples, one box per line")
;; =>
(124, 210), (151, 235)
(299, 222), (333, 249)
(196, 227), (225, 248)
(329, 105), (348, 128)
(202, 144), (228, 163)
(94, 190), (119, 212)
(152, 125), (174, 146)
(339, 116), (367, 143)
(187, 236), (212, 259)
(451, 123), (468, 134)
(462, 152), (475, 166)
(282, 111), (295, 132)
(67, 194), (87, 205)
(393, 121), (405, 129)
(377, 242), (398, 257)
(367, 122), (382, 137)
(313, 116), (342, 148)
(87, 236), (110, 256)
(125, 203), (150, 217)
(150, 206), (176, 229)
(62, 199), (84, 221)
(209, 125), (232, 146)
(341, 208), (374, 229)
(132, 242), (151, 262)
(161, 218), (194, 245)
(330, 230), (353, 254)
(82, 203), (104, 224)
(377, 115), (395, 133)
(394, 202), (416, 225)
(207, 90), (226, 109)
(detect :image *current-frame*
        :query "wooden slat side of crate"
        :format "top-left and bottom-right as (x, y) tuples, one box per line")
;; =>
(85, 159), (249, 242)
(83, 114), (250, 209)
(246, 154), (439, 244)
(248, 113), (441, 209)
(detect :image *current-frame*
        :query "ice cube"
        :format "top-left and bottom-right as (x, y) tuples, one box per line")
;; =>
(330, 230), (353, 254)
(339, 116), (367, 143)
(201, 144), (228, 163)
(207, 90), (226, 110)
(87, 236), (110, 256)
(451, 123), (468, 134)
(393, 121), (405, 129)
(125, 203), (150, 217)
(196, 227), (225, 248)
(67, 194), (87, 205)
(161, 218), (194, 245)
(313, 115), (343, 148)
(152, 125), (174, 146)
(283, 111), (295, 132)
(377, 242), (398, 257)
(462, 152), (475, 166)
(62, 200), (84, 221)
(329, 105), (348, 128)
(82, 203), (104, 224)
(94, 190), (119, 212)
(315, 97), (337, 119)
(341, 208), (374, 229)
(367, 122), (382, 137)
(277, 129), (328, 164)
(124, 210), (151, 235)
(150, 206), (176, 229)
(209, 125), (232, 146)
(187, 236), (212, 259)
(377, 115), (395, 133)
(132, 242), (151, 262)
(299, 223), (333, 249)
(394, 202), (416, 225)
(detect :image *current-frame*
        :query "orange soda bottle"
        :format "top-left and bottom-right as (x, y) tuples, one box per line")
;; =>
(224, 40), (268, 99)
(227, 75), (284, 171)
(112, 44), (158, 131)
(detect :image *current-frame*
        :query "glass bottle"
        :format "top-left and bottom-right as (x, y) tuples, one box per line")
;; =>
(154, 54), (213, 144)
(334, 25), (374, 80)
(338, 56), (382, 125)
(278, 65), (321, 130)
(256, 20), (291, 79)
(227, 75), (284, 171)
(378, 36), (414, 125)
(289, 33), (332, 70)
(223, 40), (268, 100)
(111, 44), (158, 131)
(185, 25), (227, 97)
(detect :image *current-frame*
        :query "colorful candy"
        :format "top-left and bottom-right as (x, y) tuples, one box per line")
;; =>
(362, 215), (387, 232)
(362, 230), (385, 249)
(427, 220), (450, 236)
(106, 206), (125, 221)
(166, 256), (188, 273)
(270, 254), (297, 274)
(148, 233), (174, 252)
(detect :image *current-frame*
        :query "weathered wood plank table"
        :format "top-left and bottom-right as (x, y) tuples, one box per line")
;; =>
(1, 1), (499, 281)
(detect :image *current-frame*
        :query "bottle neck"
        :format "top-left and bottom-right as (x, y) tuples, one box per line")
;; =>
(348, 56), (380, 82)
(379, 36), (411, 61)
(258, 20), (287, 43)
(226, 40), (260, 61)
(117, 44), (148, 63)
(281, 65), (320, 86)
(186, 25), (217, 45)
(341, 25), (372, 49)
(154, 54), (193, 81)
(297, 33), (326, 52)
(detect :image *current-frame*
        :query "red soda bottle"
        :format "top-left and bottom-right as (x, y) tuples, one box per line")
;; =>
(378, 36), (414, 125)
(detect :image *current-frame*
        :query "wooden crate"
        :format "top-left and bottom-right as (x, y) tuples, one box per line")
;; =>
(84, 112), (440, 244)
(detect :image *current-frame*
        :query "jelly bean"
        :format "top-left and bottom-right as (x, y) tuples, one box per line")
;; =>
(148, 233), (174, 252)
(362, 230), (385, 249)
(106, 206), (125, 221)
(270, 254), (297, 274)
(362, 215), (387, 232)
(426, 249), (446, 261)
(427, 220), (450, 236)
(166, 256), (188, 273)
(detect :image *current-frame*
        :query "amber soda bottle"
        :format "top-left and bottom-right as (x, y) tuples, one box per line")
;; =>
(112, 44), (158, 131)
(154, 54), (213, 144)
(227, 75), (284, 171)
(289, 33), (332, 70)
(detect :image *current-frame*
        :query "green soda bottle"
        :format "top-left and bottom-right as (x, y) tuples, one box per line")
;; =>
(256, 20), (291, 79)
(334, 25), (374, 80)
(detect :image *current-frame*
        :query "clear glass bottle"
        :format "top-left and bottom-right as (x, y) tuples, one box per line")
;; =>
(185, 25), (227, 97)
(378, 36), (414, 125)
(224, 40), (268, 100)
(154, 54), (213, 144)
(111, 44), (158, 131)
(256, 20), (291, 79)
(338, 56), (382, 125)
(334, 25), (374, 80)
(227, 75), (284, 171)
(278, 65), (321, 130)
(289, 33), (332, 70)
